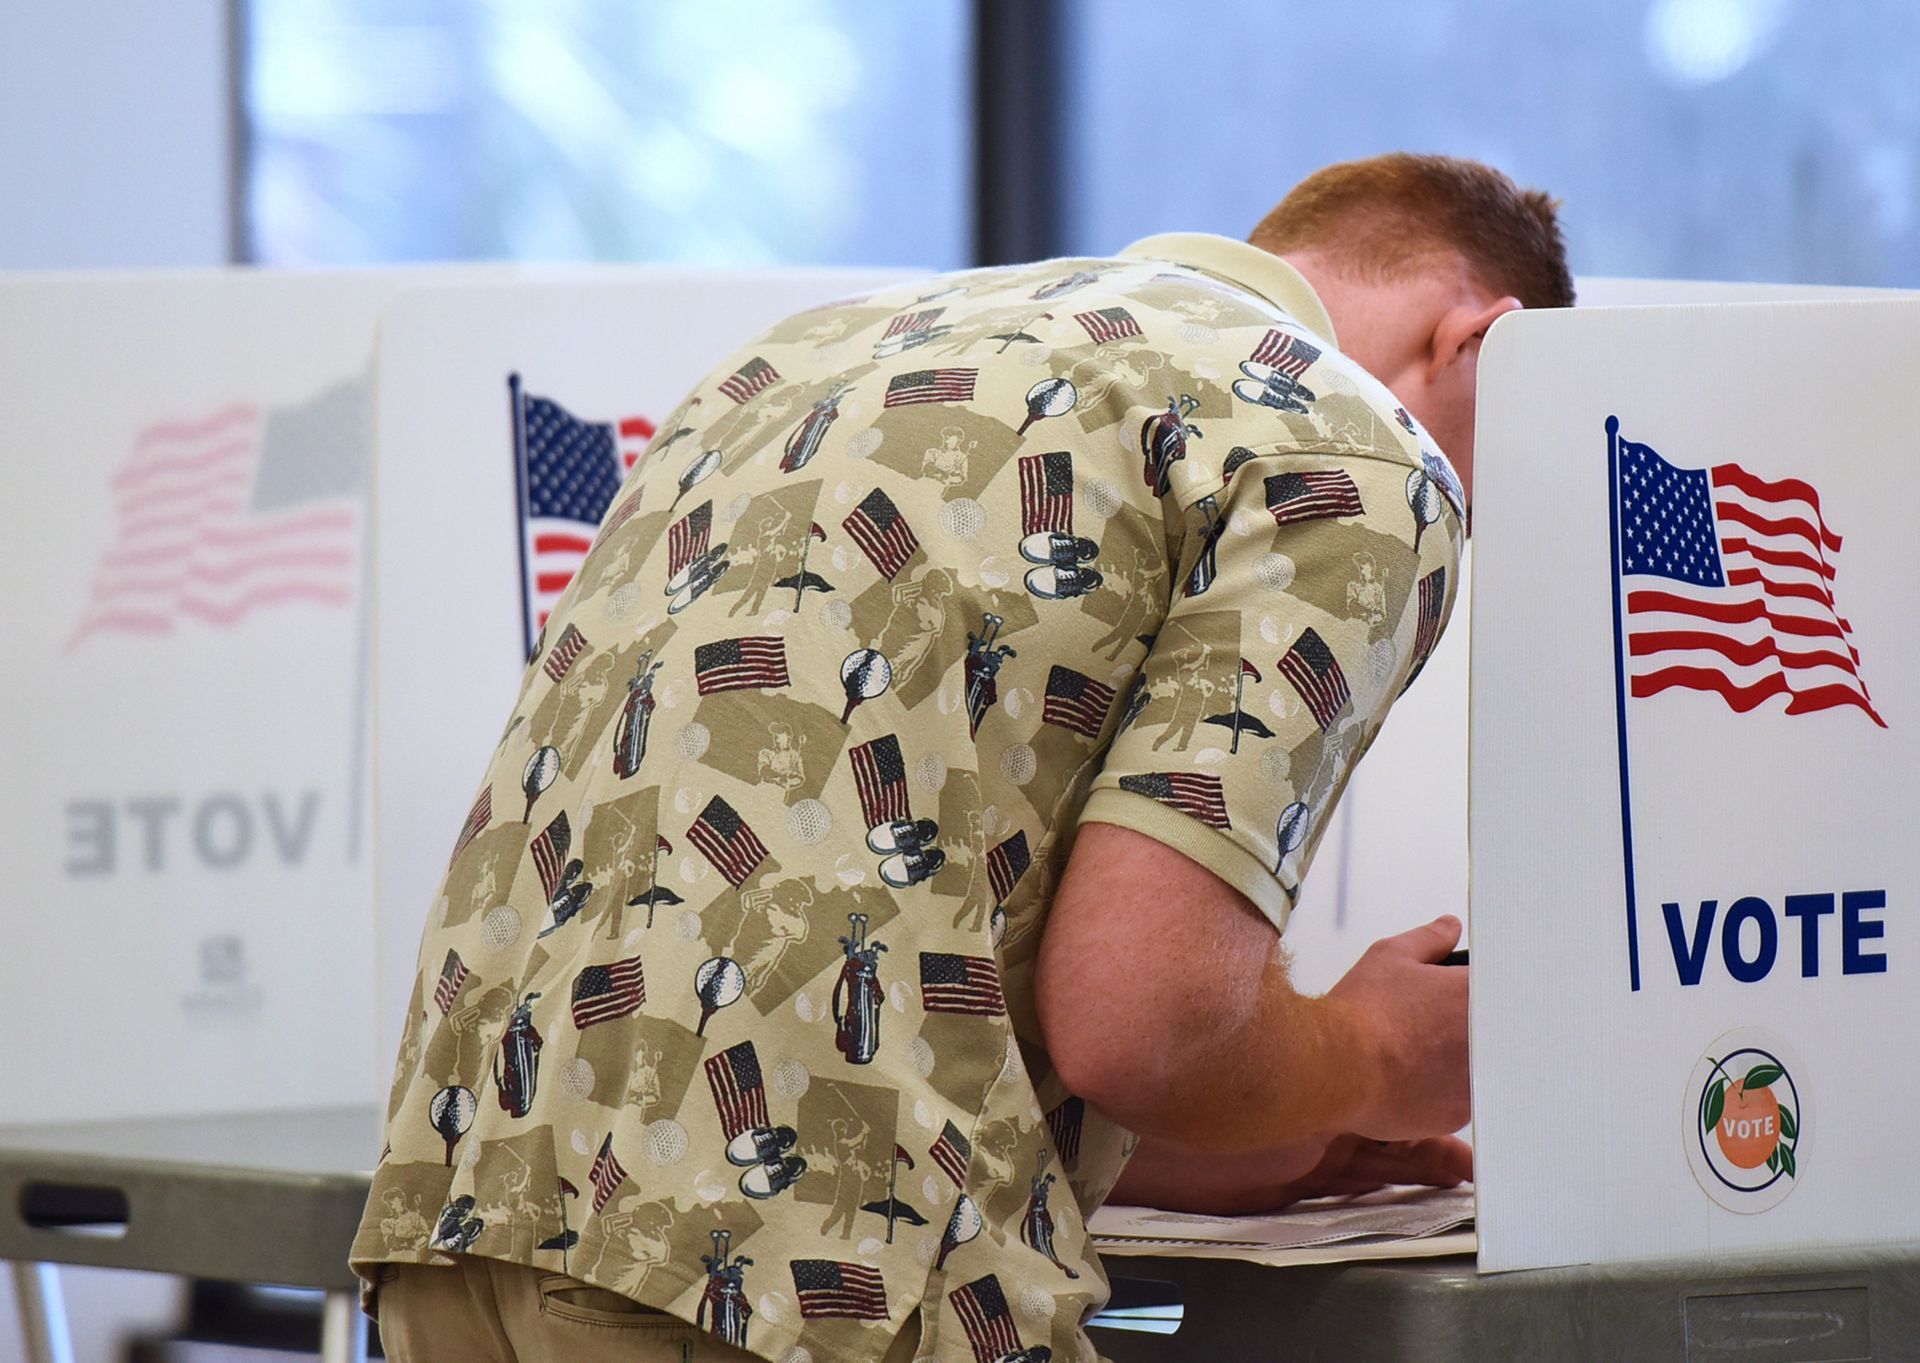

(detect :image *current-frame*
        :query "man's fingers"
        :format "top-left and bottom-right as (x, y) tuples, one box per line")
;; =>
(1344, 1136), (1473, 1188)
(1376, 915), (1464, 964)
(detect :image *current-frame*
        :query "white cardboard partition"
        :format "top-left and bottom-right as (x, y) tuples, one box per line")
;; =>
(370, 268), (916, 1083)
(0, 268), (502, 1123)
(1471, 298), (1920, 1269)
(1281, 276), (1906, 996)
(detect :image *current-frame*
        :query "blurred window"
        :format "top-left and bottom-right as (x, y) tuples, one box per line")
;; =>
(247, 0), (971, 268)
(1058, 0), (1920, 287)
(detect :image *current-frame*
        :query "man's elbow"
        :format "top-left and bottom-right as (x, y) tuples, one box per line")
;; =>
(1035, 953), (1186, 1134)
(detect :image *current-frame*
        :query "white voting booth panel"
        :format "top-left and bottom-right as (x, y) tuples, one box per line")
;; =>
(1472, 297), (1920, 1271)
(0, 268), (504, 1125)
(370, 267), (917, 1083)
(1279, 276), (1902, 996)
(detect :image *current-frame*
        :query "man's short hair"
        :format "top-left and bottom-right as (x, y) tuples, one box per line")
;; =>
(1249, 154), (1574, 310)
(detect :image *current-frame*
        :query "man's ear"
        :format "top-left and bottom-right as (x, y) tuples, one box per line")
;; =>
(1427, 295), (1522, 381)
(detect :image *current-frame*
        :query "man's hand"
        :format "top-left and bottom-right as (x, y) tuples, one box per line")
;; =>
(1108, 1129), (1472, 1216)
(1325, 916), (1471, 1141)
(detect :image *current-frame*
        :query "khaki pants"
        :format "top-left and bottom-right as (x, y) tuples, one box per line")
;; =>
(375, 1258), (922, 1362)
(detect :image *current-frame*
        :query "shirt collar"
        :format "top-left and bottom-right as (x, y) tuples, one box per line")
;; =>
(1118, 232), (1338, 348)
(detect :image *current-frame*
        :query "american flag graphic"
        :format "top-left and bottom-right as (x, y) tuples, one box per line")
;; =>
(791, 1259), (889, 1320)
(1614, 425), (1882, 724)
(687, 795), (768, 888)
(588, 1132), (627, 1213)
(920, 952), (1006, 1016)
(67, 387), (365, 648)
(530, 810), (573, 901)
(986, 830), (1031, 905)
(883, 308), (945, 339)
(718, 356), (781, 404)
(705, 1040), (768, 1139)
(1250, 329), (1321, 377)
(433, 949), (470, 1015)
(1405, 566), (1448, 689)
(448, 784), (492, 869)
(1046, 1096), (1085, 1169)
(667, 500), (714, 578)
(1074, 306), (1142, 343)
(694, 637), (791, 694)
(570, 955), (647, 1028)
(950, 1276), (1022, 1363)
(513, 379), (652, 639)
(542, 622), (589, 681)
(1117, 771), (1232, 830)
(930, 1120), (972, 1186)
(1279, 627), (1351, 731)
(592, 487), (645, 549)
(884, 368), (977, 407)
(850, 734), (910, 828)
(1265, 470), (1364, 526)
(1019, 450), (1075, 535)
(1043, 665), (1115, 738)
(844, 488), (920, 580)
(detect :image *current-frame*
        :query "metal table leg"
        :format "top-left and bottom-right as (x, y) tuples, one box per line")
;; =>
(11, 1262), (74, 1363)
(321, 1288), (368, 1363)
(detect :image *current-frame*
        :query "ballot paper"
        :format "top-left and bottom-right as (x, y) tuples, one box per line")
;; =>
(1089, 1185), (1475, 1267)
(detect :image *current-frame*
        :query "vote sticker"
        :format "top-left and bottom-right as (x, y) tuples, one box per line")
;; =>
(1683, 1028), (1806, 1213)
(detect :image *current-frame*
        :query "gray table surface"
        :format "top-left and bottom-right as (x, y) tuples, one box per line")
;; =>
(0, 1105), (381, 1291)
(5, 1109), (1918, 1360)
(1094, 1241), (1920, 1361)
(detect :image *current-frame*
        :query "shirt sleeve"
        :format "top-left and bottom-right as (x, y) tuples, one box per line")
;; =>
(1078, 445), (1462, 933)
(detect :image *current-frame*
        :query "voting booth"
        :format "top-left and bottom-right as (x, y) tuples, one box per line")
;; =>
(1471, 295), (1920, 1270)
(369, 265), (915, 1084)
(0, 269), (465, 1125)
(0, 264), (909, 1134)
(8, 262), (1920, 1361)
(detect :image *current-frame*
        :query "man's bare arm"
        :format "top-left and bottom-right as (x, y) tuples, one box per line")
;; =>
(1035, 823), (1468, 1154)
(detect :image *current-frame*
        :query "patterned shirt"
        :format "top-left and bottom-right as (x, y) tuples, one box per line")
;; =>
(352, 232), (1464, 1363)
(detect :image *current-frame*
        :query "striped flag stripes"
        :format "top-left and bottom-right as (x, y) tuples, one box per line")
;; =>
(883, 369), (977, 407)
(1019, 450), (1075, 535)
(433, 950), (470, 1015)
(693, 637), (791, 694)
(849, 734), (911, 828)
(570, 955), (647, 1028)
(930, 1120), (972, 1186)
(1278, 627), (1351, 731)
(667, 501), (713, 578)
(588, 1133), (627, 1213)
(705, 1040), (769, 1139)
(1074, 306), (1142, 343)
(986, 830), (1031, 905)
(843, 488), (920, 580)
(1264, 470), (1364, 526)
(1041, 665), (1115, 738)
(1116, 771), (1231, 830)
(791, 1259), (889, 1320)
(449, 784), (492, 868)
(949, 1276), (1022, 1363)
(530, 811), (573, 901)
(919, 952), (1006, 1016)
(542, 622), (589, 681)
(718, 357), (780, 404)
(687, 796), (768, 888)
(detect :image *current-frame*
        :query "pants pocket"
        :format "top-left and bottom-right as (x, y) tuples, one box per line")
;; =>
(534, 1273), (691, 1331)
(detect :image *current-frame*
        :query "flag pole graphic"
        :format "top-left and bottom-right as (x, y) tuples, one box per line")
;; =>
(1606, 416), (1642, 992)
(509, 372), (535, 662)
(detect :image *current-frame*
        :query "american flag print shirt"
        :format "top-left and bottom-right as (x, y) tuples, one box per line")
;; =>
(354, 232), (1462, 1363)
